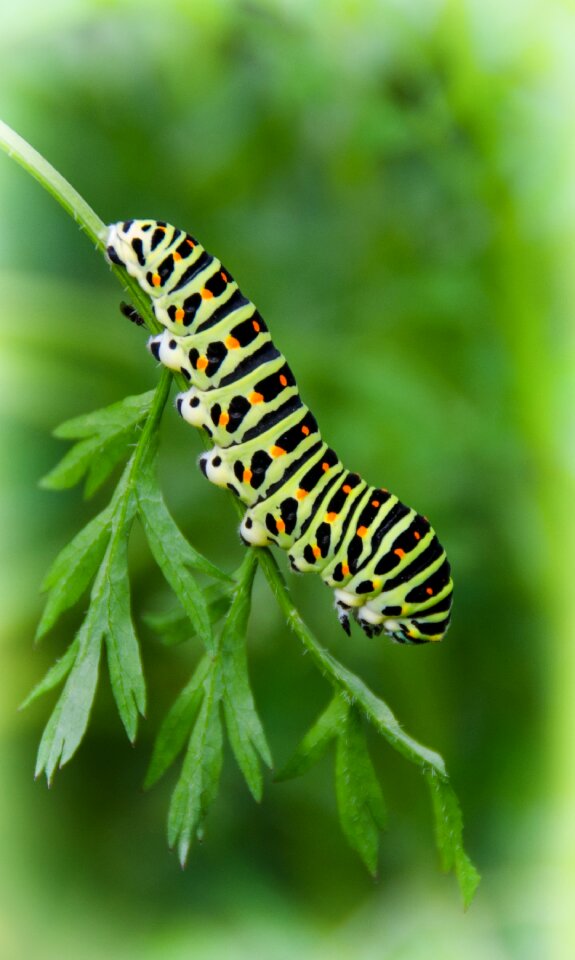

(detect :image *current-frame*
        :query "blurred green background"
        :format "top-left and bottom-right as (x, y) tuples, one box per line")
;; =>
(1, 0), (574, 957)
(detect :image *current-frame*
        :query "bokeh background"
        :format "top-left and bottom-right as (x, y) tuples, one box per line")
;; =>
(1, 0), (574, 957)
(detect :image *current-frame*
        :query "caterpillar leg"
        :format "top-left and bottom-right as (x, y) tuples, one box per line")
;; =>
(120, 302), (145, 326)
(239, 512), (275, 548)
(147, 331), (189, 372)
(335, 598), (351, 636)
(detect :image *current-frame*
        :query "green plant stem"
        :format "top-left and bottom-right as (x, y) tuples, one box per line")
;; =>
(0, 119), (104, 248)
(0, 115), (447, 779)
(0, 118), (160, 335)
(256, 548), (446, 777)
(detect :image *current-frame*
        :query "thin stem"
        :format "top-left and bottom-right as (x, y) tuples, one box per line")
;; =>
(0, 118), (105, 248)
(0, 117), (161, 336)
(256, 549), (447, 777)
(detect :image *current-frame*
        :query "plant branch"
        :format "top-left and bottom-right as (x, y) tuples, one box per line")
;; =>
(1, 119), (479, 903)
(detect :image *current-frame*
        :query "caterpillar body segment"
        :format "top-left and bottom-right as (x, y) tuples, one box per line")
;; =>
(106, 219), (453, 645)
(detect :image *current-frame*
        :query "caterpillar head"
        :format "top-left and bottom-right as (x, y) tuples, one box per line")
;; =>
(105, 220), (210, 334)
(105, 220), (184, 299)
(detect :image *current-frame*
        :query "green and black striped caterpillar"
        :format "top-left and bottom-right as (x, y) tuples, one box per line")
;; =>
(106, 220), (453, 644)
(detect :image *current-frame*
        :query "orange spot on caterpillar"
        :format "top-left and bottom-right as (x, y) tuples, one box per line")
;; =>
(322, 462), (330, 472)
(152, 273), (161, 287)
(219, 412), (230, 427)
(186, 238), (195, 247)
(296, 489), (308, 500)
(173, 251), (182, 261)
(252, 320), (260, 332)
(270, 446), (286, 458)
(243, 469), (253, 484)
(342, 484), (352, 494)
(279, 374), (288, 386)
(312, 545), (321, 559)
(157, 226), (167, 232)
(426, 586), (434, 595)
(341, 562), (350, 576)
(356, 525), (368, 538)
(196, 356), (208, 371)
(394, 548), (406, 558)
(414, 531), (421, 540)
(372, 579), (381, 590)
(226, 336), (240, 349)
(175, 307), (185, 323)
(249, 392), (264, 404)
(276, 518), (286, 533)
(220, 271), (228, 282)
(325, 512), (338, 523)
(201, 288), (214, 300)
(371, 500), (380, 508)
(301, 425), (310, 436)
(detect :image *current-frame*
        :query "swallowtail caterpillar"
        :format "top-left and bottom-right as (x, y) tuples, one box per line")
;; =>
(106, 220), (453, 644)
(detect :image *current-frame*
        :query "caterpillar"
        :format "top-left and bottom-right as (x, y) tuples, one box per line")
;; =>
(106, 219), (453, 644)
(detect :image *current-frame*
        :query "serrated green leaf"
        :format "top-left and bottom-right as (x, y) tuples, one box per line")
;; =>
(36, 503), (114, 640)
(220, 552), (272, 797)
(144, 655), (211, 788)
(324, 655), (447, 778)
(226, 701), (263, 800)
(20, 636), (80, 710)
(53, 391), (155, 439)
(275, 694), (346, 781)
(83, 428), (140, 497)
(167, 670), (223, 866)
(103, 530), (146, 742)
(35, 607), (104, 783)
(335, 707), (387, 876)
(139, 506), (213, 651)
(143, 582), (233, 647)
(136, 452), (226, 653)
(42, 392), (155, 494)
(136, 449), (231, 585)
(40, 435), (100, 490)
(426, 772), (481, 909)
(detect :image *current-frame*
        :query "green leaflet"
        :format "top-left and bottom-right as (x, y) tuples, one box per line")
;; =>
(103, 526), (146, 741)
(275, 694), (345, 781)
(335, 706), (387, 877)
(143, 582), (233, 646)
(136, 445), (227, 654)
(35, 602), (105, 783)
(136, 443), (231, 585)
(168, 668), (223, 866)
(52, 391), (156, 439)
(36, 501), (114, 640)
(144, 655), (211, 789)
(41, 391), (155, 496)
(148, 550), (270, 833)
(427, 772), (481, 910)
(20, 635), (80, 710)
(34, 483), (146, 777)
(220, 551), (272, 800)
(30, 368), (229, 782)
(276, 696), (386, 876)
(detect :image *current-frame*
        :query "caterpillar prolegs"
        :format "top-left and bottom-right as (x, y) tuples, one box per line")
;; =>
(106, 220), (453, 644)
